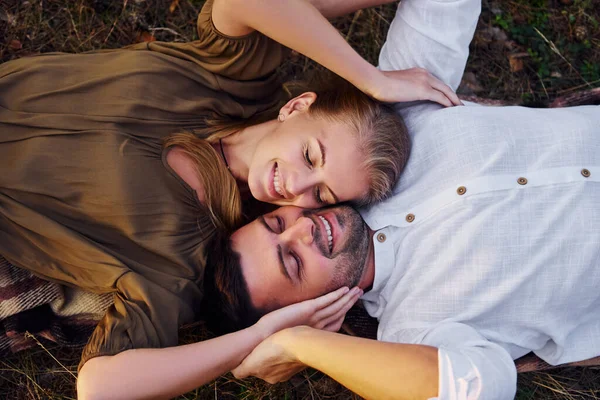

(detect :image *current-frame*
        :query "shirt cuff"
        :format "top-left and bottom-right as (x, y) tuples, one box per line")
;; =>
(435, 347), (483, 400)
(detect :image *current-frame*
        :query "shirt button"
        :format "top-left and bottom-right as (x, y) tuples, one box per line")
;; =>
(582, 168), (591, 178)
(377, 233), (386, 243)
(457, 186), (467, 195)
(406, 213), (415, 223)
(517, 177), (528, 185)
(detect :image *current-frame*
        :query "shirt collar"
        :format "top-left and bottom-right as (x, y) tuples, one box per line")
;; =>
(360, 226), (395, 316)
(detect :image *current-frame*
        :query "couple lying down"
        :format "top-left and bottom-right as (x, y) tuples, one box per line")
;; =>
(2, 0), (600, 399)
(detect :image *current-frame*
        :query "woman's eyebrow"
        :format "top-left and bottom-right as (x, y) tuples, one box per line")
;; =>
(318, 138), (326, 167)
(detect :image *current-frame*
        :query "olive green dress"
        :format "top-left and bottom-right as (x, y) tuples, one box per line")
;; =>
(0, 0), (286, 369)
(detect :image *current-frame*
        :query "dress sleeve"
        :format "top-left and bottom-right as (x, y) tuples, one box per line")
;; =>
(192, 0), (289, 81)
(129, 0), (289, 83)
(378, 0), (481, 91)
(78, 272), (194, 371)
(386, 323), (517, 400)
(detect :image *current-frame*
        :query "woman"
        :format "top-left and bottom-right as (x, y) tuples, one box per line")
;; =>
(0, 0), (459, 398)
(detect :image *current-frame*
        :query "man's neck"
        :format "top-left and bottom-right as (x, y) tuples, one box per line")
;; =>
(357, 228), (376, 291)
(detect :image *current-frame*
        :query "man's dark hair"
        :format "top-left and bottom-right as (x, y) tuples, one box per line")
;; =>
(201, 234), (264, 335)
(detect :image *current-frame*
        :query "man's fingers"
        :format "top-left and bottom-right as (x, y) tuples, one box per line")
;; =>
(232, 365), (248, 379)
(311, 286), (349, 310)
(430, 79), (462, 106)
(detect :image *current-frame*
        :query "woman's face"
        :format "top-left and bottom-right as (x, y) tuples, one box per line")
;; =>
(247, 96), (370, 208)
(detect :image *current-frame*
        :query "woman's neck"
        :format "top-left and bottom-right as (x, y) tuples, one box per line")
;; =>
(218, 119), (278, 183)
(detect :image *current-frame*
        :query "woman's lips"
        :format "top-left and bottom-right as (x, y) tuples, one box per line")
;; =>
(268, 162), (285, 200)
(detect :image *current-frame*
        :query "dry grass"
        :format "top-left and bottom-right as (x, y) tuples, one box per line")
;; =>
(1, 0), (600, 398)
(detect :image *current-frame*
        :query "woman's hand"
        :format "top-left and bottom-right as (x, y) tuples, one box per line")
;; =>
(254, 286), (363, 340)
(368, 68), (463, 107)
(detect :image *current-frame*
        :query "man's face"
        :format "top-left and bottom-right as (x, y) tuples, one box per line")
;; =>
(231, 205), (371, 311)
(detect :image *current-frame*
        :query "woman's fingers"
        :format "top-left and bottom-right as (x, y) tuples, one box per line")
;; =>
(313, 287), (362, 329)
(429, 78), (463, 106)
(311, 286), (350, 310)
(425, 89), (454, 108)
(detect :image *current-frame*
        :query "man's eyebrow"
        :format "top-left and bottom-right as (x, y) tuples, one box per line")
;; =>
(277, 244), (293, 283)
(259, 216), (293, 283)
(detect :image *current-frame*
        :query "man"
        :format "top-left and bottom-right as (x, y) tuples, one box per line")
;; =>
(214, 0), (600, 398)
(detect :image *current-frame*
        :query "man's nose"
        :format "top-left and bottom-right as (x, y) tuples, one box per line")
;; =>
(281, 216), (314, 245)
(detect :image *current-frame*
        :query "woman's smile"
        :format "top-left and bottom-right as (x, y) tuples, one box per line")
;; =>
(268, 162), (287, 200)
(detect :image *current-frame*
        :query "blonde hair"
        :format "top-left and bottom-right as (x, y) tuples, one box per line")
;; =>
(164, 71), (410, 232)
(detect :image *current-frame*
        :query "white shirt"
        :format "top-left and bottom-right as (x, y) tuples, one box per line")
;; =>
(360, 1), (600, 399)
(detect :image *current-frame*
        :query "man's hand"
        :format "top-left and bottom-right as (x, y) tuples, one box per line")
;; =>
(232, 327), (307, 384)
(367, 68), (463, 107)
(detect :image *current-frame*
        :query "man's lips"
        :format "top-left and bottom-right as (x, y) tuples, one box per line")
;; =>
(316, 212), (339, 255)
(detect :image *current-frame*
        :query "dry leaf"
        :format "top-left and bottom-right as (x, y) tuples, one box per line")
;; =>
(136, 31), (156, 43)
(169, 0), (180, 13)
(508, 52), (528, 73)
(9, 39), (22, 50)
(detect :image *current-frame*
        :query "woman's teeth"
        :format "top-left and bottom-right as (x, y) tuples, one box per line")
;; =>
(274, 165), (284, 196)
(318, 216), (333, 252)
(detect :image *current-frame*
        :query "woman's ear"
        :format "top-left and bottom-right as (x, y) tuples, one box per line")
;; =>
(278, 92), (317, 120)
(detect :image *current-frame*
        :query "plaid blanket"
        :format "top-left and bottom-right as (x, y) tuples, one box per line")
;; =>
(0, 256), (112, 355)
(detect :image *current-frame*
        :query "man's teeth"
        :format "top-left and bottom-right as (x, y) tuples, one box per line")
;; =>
(273, 166), (284, 196)
(318, 216), (333, 252)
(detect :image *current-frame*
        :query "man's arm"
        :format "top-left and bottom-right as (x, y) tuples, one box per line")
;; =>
(234, 326), (439, 400)
(234, 322), (518, 400)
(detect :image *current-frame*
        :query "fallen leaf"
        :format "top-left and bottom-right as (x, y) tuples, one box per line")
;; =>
(9, 39), (22, 50)
(508, 52), (528, 73)
(136, 31), (156, 43)
(169, 0), (180, 13)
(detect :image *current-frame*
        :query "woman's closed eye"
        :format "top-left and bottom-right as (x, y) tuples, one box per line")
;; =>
(304, 145), (313, 168)
(314, 187), (325, 205)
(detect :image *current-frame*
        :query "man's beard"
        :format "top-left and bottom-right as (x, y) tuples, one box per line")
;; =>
(304, 206), (370, 291)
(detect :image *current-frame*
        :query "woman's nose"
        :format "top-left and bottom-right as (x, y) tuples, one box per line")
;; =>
(281, 216), (314, 245)
(286, 171), (319, 198)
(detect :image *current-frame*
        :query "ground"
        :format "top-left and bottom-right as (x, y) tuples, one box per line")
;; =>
(1, 0), (600, 399)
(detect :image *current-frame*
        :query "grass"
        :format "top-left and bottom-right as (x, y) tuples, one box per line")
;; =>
(1, 0), (600, 399)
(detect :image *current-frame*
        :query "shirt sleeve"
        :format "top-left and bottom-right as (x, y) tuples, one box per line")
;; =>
(387, 323), (517, 400)
(378, 0), (482, 91)
(78, 272), (194, 372)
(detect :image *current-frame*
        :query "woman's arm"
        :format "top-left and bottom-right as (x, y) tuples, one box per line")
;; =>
(212, 0), (461, 106)
(77, 326), (264, 400)
(77, 286), (361, 400)
(233, 326), (439, 400)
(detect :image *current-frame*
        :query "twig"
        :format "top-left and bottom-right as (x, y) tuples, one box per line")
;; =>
(533, 27), (592, 88)
(345, 10), (363, 41)
(25, 332), (77, 379)
(104, 0), (129, 44)
(149, 27), (183, 37)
